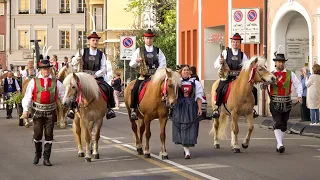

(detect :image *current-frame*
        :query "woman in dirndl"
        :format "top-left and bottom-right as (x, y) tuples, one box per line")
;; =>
(172, 65), (204, 159)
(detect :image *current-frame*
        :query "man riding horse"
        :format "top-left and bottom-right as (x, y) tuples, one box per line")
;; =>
(69, 31), (116, 119)
(212, 33), (258, 119)
(129, 29), (167, 120)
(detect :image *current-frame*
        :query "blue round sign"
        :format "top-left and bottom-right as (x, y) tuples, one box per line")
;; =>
(123, 37), (133, 48)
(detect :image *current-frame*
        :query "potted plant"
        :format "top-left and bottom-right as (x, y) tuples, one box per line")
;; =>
(4, 92), (24, 126)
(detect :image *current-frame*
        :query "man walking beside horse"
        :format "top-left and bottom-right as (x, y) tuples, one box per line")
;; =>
(22, 58), (66, 166)
(213, 33), (258, 119)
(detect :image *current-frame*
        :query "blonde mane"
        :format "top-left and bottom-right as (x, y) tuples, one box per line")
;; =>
(242, 56), (266, 72)
(63, 72), (100, 100)
(151, 68), (181, 87)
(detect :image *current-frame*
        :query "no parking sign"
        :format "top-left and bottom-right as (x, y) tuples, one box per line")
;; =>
(120, 36), (136, 61)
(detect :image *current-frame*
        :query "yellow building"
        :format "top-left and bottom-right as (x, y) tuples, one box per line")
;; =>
(86, 0), (138, 61)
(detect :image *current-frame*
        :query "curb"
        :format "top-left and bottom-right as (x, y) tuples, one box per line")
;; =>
(260, 119), (320, 138)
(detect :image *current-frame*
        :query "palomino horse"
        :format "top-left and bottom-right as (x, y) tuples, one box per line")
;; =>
(62, 72), (106, 162)
(209, 56), (276, 153)
(124, 68), (181, 159)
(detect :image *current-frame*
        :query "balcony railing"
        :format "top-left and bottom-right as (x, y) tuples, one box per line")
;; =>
(36, 9), (46, 14)
(59, 8), (70, 13)
(18, 10), (29, 14)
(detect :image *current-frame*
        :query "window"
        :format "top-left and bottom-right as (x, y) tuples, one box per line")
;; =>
(94, 7), (103, 31)
(0, 35), (4, 51)
(19, 0), (29, 14)
(77, 31), (87, 49)
(36, 0), (46, 14)
(19, 30), (30, 50)
(35, 30), (46, 48)
(77, 0), (86, 13)
(60, 30), (70, 49)
(0, 3), (4, 16)
(60, 0), (70, 13)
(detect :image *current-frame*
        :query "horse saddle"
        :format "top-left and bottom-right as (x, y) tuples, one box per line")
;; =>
(138, 78), (152, 104)
(96, 81), (109, 102)
(214, 82), (233, 103)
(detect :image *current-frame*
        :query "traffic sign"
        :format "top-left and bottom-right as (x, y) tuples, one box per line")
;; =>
(247, 10), (257, 22)
(233, 10), (243, 22)
(120, 36), (136, 61)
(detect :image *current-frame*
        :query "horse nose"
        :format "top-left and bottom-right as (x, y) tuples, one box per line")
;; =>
(271, 76), (276, 82)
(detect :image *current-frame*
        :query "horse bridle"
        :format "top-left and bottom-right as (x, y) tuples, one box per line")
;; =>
(161, 76), (178, 106)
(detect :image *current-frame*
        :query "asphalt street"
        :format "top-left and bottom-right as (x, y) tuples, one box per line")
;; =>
(0, 106), (319, 180)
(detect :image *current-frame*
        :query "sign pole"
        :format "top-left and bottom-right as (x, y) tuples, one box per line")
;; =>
(124, 59), (126, 87)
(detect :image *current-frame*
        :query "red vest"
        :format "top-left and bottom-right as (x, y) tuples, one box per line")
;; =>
(32, 77), (57, 104)
(181, 84), (192, 97)
(270, 70), (292, 96)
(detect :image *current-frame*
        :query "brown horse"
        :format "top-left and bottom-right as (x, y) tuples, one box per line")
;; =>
(62, 72), (106, 162)
(209, 56), (276, 152)
(124, 68), (181, 159)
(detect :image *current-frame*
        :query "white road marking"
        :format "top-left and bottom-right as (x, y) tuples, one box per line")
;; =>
(54, 134), (74, 137)
(301, 145), (320, 148)
(100, 135), (221, 180)
(53, 145), (117, 152)
(111, 140), (122, 144)
(114, 111), (129, 115)
(101, 163), (229, 178)
(94, 158), (139, 163)
(53, 140), (75, 144)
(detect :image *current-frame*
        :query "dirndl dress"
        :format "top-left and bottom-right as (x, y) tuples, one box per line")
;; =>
(172, 97), (199, 147)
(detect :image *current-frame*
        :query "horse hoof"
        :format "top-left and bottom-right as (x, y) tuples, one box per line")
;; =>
(78, 153), (85, 157)
(214, 144), (220, 149)
(84, 157), (91, 162)
(92, 154), (100, 159)
(137, 148), (143, 155)
(144, 154), (151, 158)
(234, 148), (241, 153)
(161, 155), (168, 160)
(242, 144), (249, 149)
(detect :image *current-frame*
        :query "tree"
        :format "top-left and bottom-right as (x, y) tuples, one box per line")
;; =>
(125, 0), (177, 70)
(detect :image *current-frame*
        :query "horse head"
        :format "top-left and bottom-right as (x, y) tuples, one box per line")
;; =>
(243, 56), (276, 84)
(161, 68), (181, 108)
(62, 72), (79, 107)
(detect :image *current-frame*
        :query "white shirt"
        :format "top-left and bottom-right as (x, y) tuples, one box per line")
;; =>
(129, 45), (166, 68)
(21, 68), (36, 79)
(72, 48), (107, 78)
(272, 69), (303, 97)
(1, 77), (21, 91)
(214, 48), (248, 68)
(21, 74), (66, 112)
(181, 78), (204, 102)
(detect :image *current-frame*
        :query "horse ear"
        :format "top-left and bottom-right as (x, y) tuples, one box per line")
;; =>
(165, 68), (171, 77)
(251, 57), (259, 67)
(72, 72), (79, 82)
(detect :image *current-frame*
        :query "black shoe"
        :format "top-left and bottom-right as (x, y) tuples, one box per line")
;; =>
(212, 109), (220, 119)
(106, 109), (116, 119)
(253, 109), (259, 118)
(43, 143), (52, 166)
(67, 110), (75, 119)
(277, 146), (285, 153)
(33, 142), (42, 165)
(130, 109), (138, 120)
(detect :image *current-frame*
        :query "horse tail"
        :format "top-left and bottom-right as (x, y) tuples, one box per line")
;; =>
(217, 115), (228, 140)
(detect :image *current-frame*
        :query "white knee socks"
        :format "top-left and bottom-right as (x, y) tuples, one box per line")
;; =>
(183, 147), (190, 156)
(274, 129), (284, 148)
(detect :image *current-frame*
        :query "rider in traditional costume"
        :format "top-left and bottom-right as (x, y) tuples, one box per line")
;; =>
(21, 58), (66, 166)
(265, 52), (302, 153)
(213, 33), (258, 118)
(129, 29), (167, 120)
(22, 60), (37, 80)
(1, 70), (21, 119)
(70, 31), (116, 119)
(172, 65), (203, 159)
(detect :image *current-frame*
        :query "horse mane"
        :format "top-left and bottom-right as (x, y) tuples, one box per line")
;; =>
(63, 72), (100, 100)
(151, 68), (181, 87)
(241, 56), (266, 72)
(57, 66), (67, 79)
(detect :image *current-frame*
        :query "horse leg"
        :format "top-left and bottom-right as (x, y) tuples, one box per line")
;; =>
(131, 119), (143, 155)
(144, 118), (151, 158)
(73, 116), (84, 157)
(138, 118), (145, 154)
(92, 119), (103, 159)
(84, 125), (92, 162)
(213, 114), (222, 149)
(230, 113), (240, 153)
(242, 113), (254, 149)
(159, 117), (168, 159)
(88, 121), (94, 155)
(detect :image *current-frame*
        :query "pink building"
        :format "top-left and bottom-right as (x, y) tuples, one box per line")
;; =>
(0, 0), (6, 69)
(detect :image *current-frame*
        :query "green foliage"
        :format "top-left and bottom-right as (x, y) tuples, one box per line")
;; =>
(4, 92), (23, 106)
(125, 0), (177, 70)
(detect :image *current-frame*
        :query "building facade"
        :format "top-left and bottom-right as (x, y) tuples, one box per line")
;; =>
(6, 0), (85, 69)
(0, 0), (6, 69)
(178, 0), (265, 115)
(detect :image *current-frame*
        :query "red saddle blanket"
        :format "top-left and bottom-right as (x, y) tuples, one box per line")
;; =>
(214, 82), (233, 103)
(138, 81), (151, 103)
(97, 82), (108, 102)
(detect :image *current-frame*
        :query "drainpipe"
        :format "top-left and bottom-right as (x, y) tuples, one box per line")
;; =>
(176, 0), (179, 66)
(197, 0), (202, 80)
(9, 0), (11, 54)
(262, 0), (268, 116)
